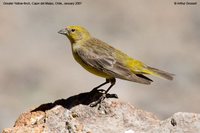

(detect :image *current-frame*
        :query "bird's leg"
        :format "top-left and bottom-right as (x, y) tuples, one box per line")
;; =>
(91, 79), (110, 92)
(90, 78), (116, 107)
(104, 78), (116, 94)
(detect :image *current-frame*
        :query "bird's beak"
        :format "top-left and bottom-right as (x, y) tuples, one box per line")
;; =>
(58, 28), (68, 35)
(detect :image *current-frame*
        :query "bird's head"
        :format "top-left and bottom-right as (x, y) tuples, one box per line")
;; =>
(58, 26), (91, 43)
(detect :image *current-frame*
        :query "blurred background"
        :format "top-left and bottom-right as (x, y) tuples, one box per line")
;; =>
(0, 0), (200, 130)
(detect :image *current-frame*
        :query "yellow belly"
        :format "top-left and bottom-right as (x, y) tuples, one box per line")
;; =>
(73, 52), (112, 78)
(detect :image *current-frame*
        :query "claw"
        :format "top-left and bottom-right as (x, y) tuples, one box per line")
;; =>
(89, 78), (116, 107)
(90, 94), (106, 107)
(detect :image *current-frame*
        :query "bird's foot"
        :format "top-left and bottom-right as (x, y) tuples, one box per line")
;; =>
(90, 93), (106, 107)
(89, 93), (118, 107)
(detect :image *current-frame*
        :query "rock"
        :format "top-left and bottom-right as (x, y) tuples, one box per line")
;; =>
(2, 90), (200, 133)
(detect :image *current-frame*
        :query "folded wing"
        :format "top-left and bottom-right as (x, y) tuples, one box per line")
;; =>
(76, 39), (153, 84)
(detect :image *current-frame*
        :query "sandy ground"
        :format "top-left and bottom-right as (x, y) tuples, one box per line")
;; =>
(0, 0), (200, 130)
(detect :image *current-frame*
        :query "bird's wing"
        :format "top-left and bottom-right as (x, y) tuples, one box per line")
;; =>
(75, 39), (152, 84)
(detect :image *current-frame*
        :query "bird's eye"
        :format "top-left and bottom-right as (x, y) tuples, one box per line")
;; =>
(71, 29), (75, 32)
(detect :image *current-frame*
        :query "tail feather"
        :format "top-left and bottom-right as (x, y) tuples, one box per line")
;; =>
(136, 74), (153, 82)
(147, 66), (174, 80)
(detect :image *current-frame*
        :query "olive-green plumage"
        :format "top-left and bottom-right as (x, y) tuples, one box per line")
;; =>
(58, 25), (174, 97)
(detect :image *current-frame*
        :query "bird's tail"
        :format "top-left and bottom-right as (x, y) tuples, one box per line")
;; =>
(145, 66), (174, 80)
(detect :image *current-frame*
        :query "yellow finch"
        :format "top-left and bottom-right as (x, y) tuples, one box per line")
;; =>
(58, 26), (174, 105)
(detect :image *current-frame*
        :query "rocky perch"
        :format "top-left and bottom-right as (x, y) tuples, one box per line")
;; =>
(2, 90), (200, 133)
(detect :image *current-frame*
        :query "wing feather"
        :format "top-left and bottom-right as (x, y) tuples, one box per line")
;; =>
(75, 38), (153, 84)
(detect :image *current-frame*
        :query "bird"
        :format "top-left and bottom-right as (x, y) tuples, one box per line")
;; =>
(58, 25), (174, 106)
